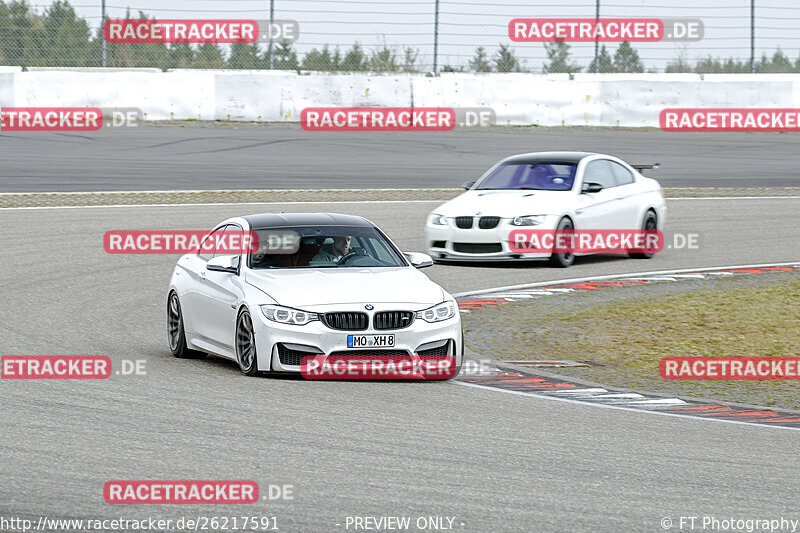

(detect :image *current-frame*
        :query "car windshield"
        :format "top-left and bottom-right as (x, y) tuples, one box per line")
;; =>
(476, 161), (577, 191)
(248, 225), (407, 269)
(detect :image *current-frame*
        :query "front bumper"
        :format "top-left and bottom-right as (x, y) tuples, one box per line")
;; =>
(426, 218), (553, 261)
(252, 303), (463, 373)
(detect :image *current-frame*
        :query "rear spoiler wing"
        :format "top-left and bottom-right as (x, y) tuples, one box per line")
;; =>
(632, 163), (660, 172)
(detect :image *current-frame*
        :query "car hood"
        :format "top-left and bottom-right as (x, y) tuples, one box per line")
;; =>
(245, 267), (446, 307)
(434, 189), (576, 217)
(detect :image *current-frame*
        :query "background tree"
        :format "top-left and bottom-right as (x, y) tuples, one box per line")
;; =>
(587, 44), (613, 73)
(401, 47), (418, 72)
(339, 42), (368, 71)
(495, 43), (521, 72)
(612, 41), (643, 73)
(369, 43), (398, 71)
(542, 40), (579, 73)
(4, 1), (46, 67)
(272, 40), (298, 71)
(228, 41), (262, 69)
(757, 49), (792, 73)
(193, 43), (226, 68)
(168, 42), (194, 69)
(469, 46), (492, 72)
(42, 1), (92, 67)
(302, 45), (335, 70)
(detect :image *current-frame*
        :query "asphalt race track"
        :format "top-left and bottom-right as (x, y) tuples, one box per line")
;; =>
(1, 196), (799, 531)
(2, 125), (800, 191)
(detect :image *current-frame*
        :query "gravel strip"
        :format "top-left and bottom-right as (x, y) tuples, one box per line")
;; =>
(2, 187), (798, 208)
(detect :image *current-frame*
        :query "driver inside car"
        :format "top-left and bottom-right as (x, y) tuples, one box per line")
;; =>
(308, 235), (351, 266)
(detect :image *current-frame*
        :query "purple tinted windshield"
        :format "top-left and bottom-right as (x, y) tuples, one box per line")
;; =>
(476, 162), (577, 191)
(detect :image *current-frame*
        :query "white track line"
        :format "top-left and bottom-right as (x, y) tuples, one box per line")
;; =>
(1, 194), (797, 210)
(453, 262), (800, 298)
(454, 381), (800, 432)
(0, 199), (444, 211)
(668, 196), (800, 200)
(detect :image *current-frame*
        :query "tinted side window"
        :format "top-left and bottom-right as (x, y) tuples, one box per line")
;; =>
(583, 160), (617, 189)
(197, 225), (227, 262)
(213, 224), (243, 259)
(609, 161), (635, 185)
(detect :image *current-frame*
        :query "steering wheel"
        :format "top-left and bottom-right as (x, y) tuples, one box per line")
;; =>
(338, 248), (368, 265)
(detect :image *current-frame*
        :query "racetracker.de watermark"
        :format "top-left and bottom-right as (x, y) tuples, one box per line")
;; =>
(103, 230), (263, 255)
(661, 108), (800, 132)
(660, 357), (800, 380)
(509, 18), (703, 42)
(507, 229), (663, 254)
(300, 107), (496, 131)
(0, 107), (141, 131)
(104, 481), (259, 504)
(103, 19), (299, 43)
(301, 355), (457, 380)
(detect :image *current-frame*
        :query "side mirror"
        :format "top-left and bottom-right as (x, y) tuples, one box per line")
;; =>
(404, 252), (434, 269)
(582, 182), (603, 193)
(462, 181), (475, 190)
(206, 255), (239, 273)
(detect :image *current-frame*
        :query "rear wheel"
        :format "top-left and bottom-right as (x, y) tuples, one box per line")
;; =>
(548, 217), (575, 268)
(628, 210), (657, 259)
(167, 292), (204, 359)
(235, 309), (260, 376)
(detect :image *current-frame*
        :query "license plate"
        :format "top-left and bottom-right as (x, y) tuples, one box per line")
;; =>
(347, 334), (395, 348)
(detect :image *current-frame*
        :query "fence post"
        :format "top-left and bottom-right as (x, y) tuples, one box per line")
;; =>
(267, 0), (275, 69)
(593, 0), (600, 73)
(433, 0), (439, 74)
(750, 0), (755, 73)
(101, 0), (106, 67)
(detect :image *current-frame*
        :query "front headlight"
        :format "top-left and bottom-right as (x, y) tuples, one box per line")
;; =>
(416, 300), (456, 323)
(260, 305), (319, 325)
(429, 213), (447, 225)
(510, 215), (545, 226)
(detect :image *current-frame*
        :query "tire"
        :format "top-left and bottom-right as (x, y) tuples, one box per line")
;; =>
(235, 308), (260, 376)
(548, 217), (575, 268)
(167, 291), (204, 359)
(629, 210), (657, 259)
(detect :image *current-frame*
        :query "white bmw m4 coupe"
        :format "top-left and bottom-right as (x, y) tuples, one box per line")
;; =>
(167, 213), (462, 377)
(426, 151), (667, 267)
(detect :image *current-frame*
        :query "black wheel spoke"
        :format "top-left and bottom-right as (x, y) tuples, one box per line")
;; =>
(236, 312), (256, 373)
(167, 294), (181, 351)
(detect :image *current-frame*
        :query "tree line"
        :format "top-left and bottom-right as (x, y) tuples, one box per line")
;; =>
(2, 0), (799, 74)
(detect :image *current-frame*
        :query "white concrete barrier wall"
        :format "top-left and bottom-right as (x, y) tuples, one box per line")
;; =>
(1, 70), (798, 127)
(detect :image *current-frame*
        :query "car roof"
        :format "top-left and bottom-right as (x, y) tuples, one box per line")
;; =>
(502, 151), (599, 164)
(242, 212), (374, 229)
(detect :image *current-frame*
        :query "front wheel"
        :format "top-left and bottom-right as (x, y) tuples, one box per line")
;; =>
(235, 309), (260, 376)
(548, 217), (575, 268)
(628, 210), (658, 259)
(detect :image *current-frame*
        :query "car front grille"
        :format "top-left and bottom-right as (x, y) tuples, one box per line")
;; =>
(321, 312), (369, 331)
(373, 311), (414, 330)
(478, 216), (500, 229)
(277, 344), (318, 366)
(453, 242), (503, 254)
(454, 216), (473, 229)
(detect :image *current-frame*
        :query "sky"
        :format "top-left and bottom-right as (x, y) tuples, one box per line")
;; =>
(24, 0), (800, 71)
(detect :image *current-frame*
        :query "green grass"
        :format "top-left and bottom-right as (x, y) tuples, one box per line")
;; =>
(499, 280), (800, 409)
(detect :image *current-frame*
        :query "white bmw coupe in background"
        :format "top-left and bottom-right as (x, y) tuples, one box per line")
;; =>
(167, 213), (462, 377)
(426, 151), (667, 267)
